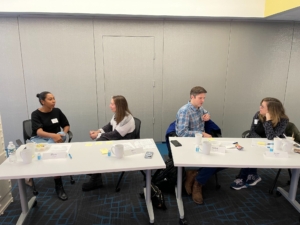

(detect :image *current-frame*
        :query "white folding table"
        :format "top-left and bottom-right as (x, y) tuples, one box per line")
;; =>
(0, 139), (166, 225)
(170, 137), (300, 223)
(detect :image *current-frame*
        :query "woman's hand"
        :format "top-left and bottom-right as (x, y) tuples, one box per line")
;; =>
(90, 130), (100, 139)
(52, 133), (63, 143)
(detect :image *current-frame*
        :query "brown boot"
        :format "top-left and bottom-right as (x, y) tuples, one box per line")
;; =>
(185, 170), (198, 195)
(192, 180), (203, 204)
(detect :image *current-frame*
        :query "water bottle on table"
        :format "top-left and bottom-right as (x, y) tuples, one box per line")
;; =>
(7, 141), (16, 163)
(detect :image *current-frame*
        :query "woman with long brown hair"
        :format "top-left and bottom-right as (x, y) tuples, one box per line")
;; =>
(231, 97), (289, 190)
(82, 95), (135, 192)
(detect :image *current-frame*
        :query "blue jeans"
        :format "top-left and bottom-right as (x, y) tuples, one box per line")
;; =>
(196, 167), (225, 185)
(240, 168), (257, 180)
(30, 132), (66, 143)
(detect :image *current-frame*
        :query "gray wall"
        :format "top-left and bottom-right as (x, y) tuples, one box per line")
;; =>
(0, 17), (299, 145)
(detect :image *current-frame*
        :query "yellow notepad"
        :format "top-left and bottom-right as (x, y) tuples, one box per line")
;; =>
(100, 148), (108, 154)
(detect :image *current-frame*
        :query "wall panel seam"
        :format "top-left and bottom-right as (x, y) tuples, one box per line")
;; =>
(283, 22), (295, 105)
(222, 21), (232, 131)
(92, 19), (100, 129)
(17, 16), (29, 119)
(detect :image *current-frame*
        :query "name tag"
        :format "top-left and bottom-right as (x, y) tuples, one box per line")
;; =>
(211, 146), (226, 153)
(254, 119), (258, 125)
(51, 118), (58, 124)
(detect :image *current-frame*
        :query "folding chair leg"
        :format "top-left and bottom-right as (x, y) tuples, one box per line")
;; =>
(269, 169), (281, 194)
(215, 173), (221, 190)
(32, 179), (39, 196)
(287, 169), (292, 185)
(115, 172), (125, 192)
(70, 175), (75, 184)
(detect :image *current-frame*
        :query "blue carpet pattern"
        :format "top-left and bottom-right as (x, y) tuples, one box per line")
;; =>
(1, 143), (300, 225)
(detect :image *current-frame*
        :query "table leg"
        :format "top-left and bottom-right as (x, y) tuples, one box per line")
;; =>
(175, 166), (184, 219)
(277, 169), (300, 213)
(143, 170), (154, 224)
(16, 179), (37, 225)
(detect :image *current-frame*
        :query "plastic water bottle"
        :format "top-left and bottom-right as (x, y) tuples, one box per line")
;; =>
(37, 152), (42, 160)
(108, 148), (111, 157)
(267, 145), (273, 152)
(7, 141), (16, 163)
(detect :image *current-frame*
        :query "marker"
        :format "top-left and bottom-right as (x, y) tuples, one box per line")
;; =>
(68, 153), (72, 159)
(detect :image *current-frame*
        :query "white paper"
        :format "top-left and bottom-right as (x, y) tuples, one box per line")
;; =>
(211, 146), (226, 153)
(42, 152), (67, 160)
(264, 151), (289, 158)
(49, 144), (72, 153)
(123, 147), (144, 156)
(120, 142), (135, 150)
(133, 139), (156, 150)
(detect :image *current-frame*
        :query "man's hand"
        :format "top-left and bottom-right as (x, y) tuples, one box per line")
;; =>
(90, 130), (100, 139)
(202, 114), (210, 121)
(202, 132), (212, 138)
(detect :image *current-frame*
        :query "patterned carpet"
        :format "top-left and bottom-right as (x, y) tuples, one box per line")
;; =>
(1, 143), (300, 225)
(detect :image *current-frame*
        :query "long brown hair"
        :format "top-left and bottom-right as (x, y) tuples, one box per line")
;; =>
(258, 97), (289, 127)
(113, 95), (132, 124)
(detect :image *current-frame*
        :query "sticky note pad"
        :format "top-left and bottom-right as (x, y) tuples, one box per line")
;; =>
(101, 149), (108, 154)
(106, 141), (113, 145)
(208, 138), (215, 141)
(257, 142), (266, 145)
(85, 143), (93, 146)
(95, 142), (102, 145)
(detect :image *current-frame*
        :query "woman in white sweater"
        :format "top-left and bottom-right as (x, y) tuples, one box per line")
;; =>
(82, 95), (136, 191)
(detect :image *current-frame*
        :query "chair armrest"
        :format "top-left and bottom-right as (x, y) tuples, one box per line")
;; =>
(67, 130), (73, 143)
(242, 130), (250, 138)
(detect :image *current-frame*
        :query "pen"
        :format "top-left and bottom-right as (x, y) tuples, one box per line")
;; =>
(68, 153), (72, 159)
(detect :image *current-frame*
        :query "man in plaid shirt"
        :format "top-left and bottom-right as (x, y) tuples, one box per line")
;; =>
(176, 86), (223, 205)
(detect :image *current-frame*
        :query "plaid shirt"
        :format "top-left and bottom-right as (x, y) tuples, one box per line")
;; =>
(176, 101), (209, 137)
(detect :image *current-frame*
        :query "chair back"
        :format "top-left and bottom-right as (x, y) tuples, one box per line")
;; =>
(165, 121), (177, 159)
(23, 119), (33, 142)
(285, 122), (300, 143)
(133, 117), (141, 139)
(22, 119), (73, 143)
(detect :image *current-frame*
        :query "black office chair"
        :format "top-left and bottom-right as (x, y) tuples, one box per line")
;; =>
(115, 117), (145, 192)
(240, 122), (300, 194)
(17, 119), (75, 196)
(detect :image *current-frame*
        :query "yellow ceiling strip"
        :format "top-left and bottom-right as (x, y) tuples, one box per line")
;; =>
(265, 0), (300, 17)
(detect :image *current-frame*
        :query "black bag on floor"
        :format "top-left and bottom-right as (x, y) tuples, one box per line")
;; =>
(152, 158), (186, 194)
(139, 182), (167, 210)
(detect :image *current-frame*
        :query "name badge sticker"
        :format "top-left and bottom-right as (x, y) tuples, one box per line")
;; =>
(51, 118), (58, 124)
(254, 119), (258, 125)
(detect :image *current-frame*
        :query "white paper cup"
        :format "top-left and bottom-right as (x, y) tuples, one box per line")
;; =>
(20, 148), (33, 164)
(282, 140), (294, 153)
(202, 141), (211, 155)
(195, 133), (202, 146)
(273, 138), (282, 152)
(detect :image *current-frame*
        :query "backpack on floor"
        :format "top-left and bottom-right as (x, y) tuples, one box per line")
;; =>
(139, 182), (167, 210)
(151, 158), (186, 194)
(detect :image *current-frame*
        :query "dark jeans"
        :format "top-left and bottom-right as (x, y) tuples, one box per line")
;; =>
(196, 168), (225, 185)
(240, 168), (257, 180)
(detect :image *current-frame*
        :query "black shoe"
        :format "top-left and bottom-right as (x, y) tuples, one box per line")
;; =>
(82, 173), (103, 191)
(54, 178), (68, 201)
